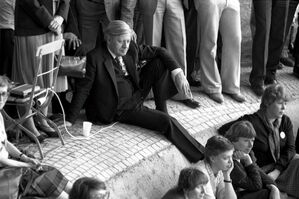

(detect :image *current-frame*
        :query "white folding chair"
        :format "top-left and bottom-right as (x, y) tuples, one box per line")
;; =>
(3, 39), (65, 159)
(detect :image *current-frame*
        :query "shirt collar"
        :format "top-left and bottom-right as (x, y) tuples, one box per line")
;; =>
(107, 47), (117, 59)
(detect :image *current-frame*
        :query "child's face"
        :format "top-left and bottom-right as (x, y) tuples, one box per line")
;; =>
(211, 149), (234, 172)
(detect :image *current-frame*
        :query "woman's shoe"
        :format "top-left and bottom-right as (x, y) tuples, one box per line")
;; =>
(35, 121), (59, 137)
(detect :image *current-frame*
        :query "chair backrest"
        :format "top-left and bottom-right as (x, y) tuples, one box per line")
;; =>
(27, 39), (65, 112)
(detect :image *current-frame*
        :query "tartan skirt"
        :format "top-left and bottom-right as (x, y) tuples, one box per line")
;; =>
(276, 154), (299, 198)
(19, 165), (68, 198)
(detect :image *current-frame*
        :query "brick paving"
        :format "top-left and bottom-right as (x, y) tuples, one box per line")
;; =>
(17, 66), (299, 184)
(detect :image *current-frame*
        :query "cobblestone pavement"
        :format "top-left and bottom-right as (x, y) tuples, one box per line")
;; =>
(17, 66), (299, 183)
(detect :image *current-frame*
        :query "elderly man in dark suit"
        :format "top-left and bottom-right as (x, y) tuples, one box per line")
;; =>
(66, 20), (204, 162)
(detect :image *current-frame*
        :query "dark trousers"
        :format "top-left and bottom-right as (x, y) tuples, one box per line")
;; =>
(238, 189), (270, 199)
(294, 27), (299, 64)
(296, 128), (299, 153)
(0, 29), (14, 78)
(117, 58), (205, 163)
(185, 0), (199, 81)
(250, 0), (290, 85)
(293, 10), (299, 64)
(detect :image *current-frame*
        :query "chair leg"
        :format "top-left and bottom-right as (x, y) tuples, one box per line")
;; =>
(1, 110), (44, 159)
(17, 125), (44, 160)
(47, 118), (65, 145)
(33, 108), (65, 145)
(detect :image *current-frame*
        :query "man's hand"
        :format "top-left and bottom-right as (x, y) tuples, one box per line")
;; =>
(268, 169), (281, 181)
(131, 30), (137, 43)
(48, 16), (64, 35)
(64, 32), (82, 50)
(174, 71), (192, 99)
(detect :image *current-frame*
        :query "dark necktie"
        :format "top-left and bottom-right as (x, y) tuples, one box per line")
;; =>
(115, 57), (128, 75)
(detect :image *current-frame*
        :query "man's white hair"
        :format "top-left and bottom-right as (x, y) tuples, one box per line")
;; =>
(104, 20), (132, 39)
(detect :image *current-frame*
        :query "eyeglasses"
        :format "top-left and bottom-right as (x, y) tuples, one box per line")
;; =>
(90, 190), (110, 199)
(0, 92), (9, 98)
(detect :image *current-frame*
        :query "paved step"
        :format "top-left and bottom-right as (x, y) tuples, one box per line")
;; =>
(16, 66), (299, 198)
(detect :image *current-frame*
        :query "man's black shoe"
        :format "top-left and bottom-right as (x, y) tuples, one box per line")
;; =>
(280, 57), (294, 67)
(294, 65), (299, 78)
(189, 79), (201, 87)
(264, 77), (278, 85)
(178, 99), (200, 109)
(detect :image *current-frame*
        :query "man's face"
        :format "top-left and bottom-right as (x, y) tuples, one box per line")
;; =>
(107, 33), (131, 57)
(211, 149), (233, 172)
(0, 86), (8, 110)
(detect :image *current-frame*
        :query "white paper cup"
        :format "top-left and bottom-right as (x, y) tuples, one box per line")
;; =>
(82, 121), (92, 137)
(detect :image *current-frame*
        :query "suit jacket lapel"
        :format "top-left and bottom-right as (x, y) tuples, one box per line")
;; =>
(104, 56), (119, 97)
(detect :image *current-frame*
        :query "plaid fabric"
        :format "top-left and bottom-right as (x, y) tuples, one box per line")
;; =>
(20, 165), (68, 198)
(276, 154), (299, 198)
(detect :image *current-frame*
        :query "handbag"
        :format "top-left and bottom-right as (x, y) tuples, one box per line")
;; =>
(20, 165), (67, 198)
(58, 56), (86, 78)
(0, 167), (23, 199)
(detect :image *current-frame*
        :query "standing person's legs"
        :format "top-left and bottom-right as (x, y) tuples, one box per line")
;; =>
(76, 0), (107, 54)
(164, 0), (190, 101)
(293, 12), (299, 77)
(185, 0), (200, 84)
(266, 0), (290, 83)
(250, 0), (272, 94)
(142, 0), (165, 47)
(219, 0), (241, 95)
(164, 0), (187, 73)
(0, 29), (14, 78)
(196, 0), (223, 101)
(296, 128), (299, 153)
(118, 107), (205, 162)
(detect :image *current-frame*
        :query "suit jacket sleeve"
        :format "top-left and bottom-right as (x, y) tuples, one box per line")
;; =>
(121, 0), (137, 28)
(275, 115), (296, 171)
(66, 52), (97, 123)
(20, 0), (54, 28)
(64, 0), (80, 38)
(55, 0), (69, 22)
(20, 0), (69, 28)
(137, 43), (180, 71)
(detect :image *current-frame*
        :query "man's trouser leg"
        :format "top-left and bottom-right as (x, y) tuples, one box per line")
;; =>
(118, 107), (204, 162)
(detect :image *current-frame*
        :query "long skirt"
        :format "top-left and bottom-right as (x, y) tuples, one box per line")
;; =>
(276, 154), (299, 198)
(12, 32), (67, 92)
(19, 165), (68, 198)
